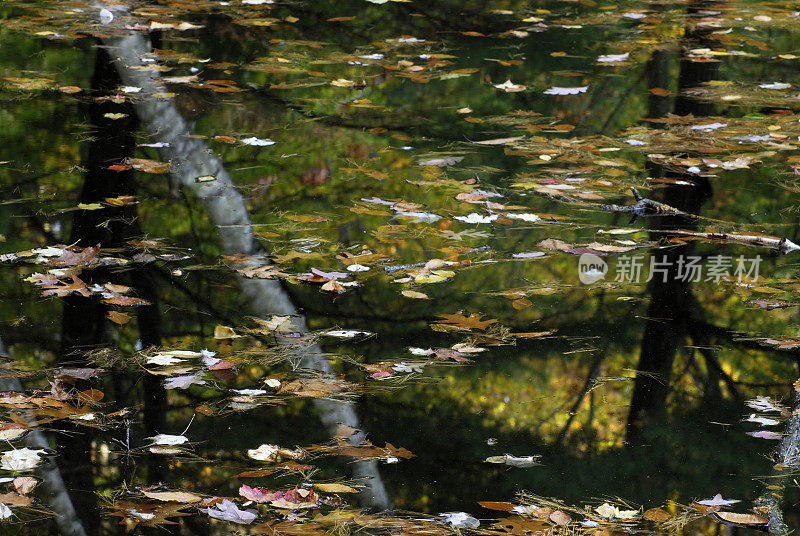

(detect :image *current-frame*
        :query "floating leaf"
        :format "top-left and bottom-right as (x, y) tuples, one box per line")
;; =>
(142, 490), (202, 503)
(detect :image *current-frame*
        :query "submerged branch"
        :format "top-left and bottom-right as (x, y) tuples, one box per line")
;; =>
(651, 228), (800, 254)
(599, 187), (690, 219)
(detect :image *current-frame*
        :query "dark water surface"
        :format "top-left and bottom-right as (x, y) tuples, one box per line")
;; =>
(0, 0), (799, 534)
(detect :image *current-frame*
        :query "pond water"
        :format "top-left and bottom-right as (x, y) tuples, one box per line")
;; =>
(0, 0), (799, 534)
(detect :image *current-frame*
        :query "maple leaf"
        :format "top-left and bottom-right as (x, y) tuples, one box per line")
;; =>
(434, 313), (498, 331)
(41, 275), (92, 298)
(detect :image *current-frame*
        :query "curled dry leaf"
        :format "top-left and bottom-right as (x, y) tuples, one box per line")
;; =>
(548, 510), (571, 525)
(13, 477), (37, 495)
(643, 507), (671, 522)
(713, 512), (768, 527)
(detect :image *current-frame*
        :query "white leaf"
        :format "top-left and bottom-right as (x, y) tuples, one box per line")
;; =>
(128, 509), (155, 520)
(454, 213), (498, 224)
(394, 211), (442, 222)
(99, 8), (113, 24)
(347, 264), (370, 272)
(232, 389), (267, 396)
(597, 52), (630, 63)
(745, 414), (780, 426)
(202, 499), (257, 524)
(544, 86), (588, 95)
(690, 122), (727, 130)
(1, 448), (46, 471)
(240, 137), (275, 146)
(493, 80), (526, 92)
(247, 444), (280, 461)
(697, 493), (741, 507)
(164, 373), (206, 389)
(321, 329), (372, 338)
(148, 434), (189, 446)
(0, 504), (12, 519)
(759, 82), (791, 90)
(485, 454), (541, 467)
(505, 213), (541, 222)
(441, 512), (479, 529)
(147, 354), (184, 366)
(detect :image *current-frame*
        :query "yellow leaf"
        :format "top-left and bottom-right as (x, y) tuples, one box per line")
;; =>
(401, 290), (429, 299)
(313, 483), (359, 493)
(214, 325), (237, 339)
(142, 490), (202, 503)
(106, 311), (132, 325)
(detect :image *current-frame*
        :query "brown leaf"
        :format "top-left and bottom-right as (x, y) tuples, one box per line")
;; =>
(512, 298), (532, 310)
(77, 389), (104, 404)
(401, 290), (429, 299)
(107, 310), (132, 325)
(537, 238), (572, 251)
(13, 477), (37, 495)
(713, 512), (768, 526)
(313, 483), (359, 493)
(691, 502), (720, 514)
(491, 516), (549, 534)
(101, 295), (150, 306)
(0, 492), (32, 506)
(434, 313), (498, 330)
(214, 325), (238, 339)
(235, 470), (276, 478)
(142, 490), (202, 503)
(129, 158), (171, 174)
(643, 507), (671, 522)
(478, 501), (516, 512)
(548, 510), (571, 525)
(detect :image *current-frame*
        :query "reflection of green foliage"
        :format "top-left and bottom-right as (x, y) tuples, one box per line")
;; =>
(1, 0), (800, 530)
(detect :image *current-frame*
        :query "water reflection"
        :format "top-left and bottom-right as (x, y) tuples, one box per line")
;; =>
(0, 0), (797, 533)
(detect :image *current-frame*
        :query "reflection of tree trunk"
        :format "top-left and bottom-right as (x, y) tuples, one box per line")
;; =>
(56, 43), (143, 534)
(0, 337), (88, 536)
(626, 2), (718, 442)
(58, 43), (171, 531)
(100, 25), (390, 510)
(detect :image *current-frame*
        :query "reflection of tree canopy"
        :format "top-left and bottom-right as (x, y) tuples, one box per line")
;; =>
(0, 0), (798, 532)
